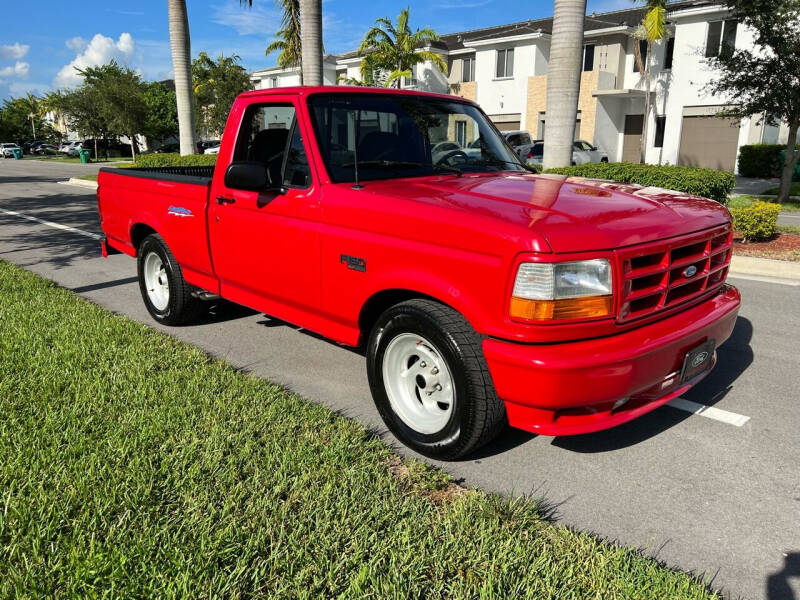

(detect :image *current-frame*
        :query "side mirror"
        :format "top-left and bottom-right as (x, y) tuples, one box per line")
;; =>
(225, 161), (270, 191)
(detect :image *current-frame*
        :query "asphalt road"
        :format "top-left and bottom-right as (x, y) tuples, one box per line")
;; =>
(2, 159), (799, 600)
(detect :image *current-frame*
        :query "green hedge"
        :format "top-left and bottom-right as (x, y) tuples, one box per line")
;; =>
(737, 144), (784, 178)
(729, 201), (781, 242)
(133, 153), (218, 168)
(544, 163), (735, 204)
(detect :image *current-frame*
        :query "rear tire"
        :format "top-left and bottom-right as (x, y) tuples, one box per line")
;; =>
(367, 299), (506, 460)
(137, 233), (202, 325)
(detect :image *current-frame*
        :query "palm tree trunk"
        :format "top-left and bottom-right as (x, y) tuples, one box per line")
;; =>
(543, 0), (587, 170)
(300, 0), (323, 86)
(639, 41), (652, 164)
(777, 120), (799, 203)
(168, 0), (197, 155)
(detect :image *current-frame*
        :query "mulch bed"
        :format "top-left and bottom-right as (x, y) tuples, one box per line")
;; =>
(733, 232), (800, 261)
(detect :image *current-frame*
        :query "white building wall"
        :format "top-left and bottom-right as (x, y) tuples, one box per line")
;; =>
(471, 38), (547, 130)
(619, 8), (758, 167)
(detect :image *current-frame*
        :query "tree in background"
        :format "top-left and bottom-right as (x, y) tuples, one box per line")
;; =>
(0, 94), (53, 144)
(634, 0), (668, 164)
(78, 61), (148, 160)
(300, 0), (323, 86)
(142, 82), (179, 147)
(266, 0), (302, 79)
(168, 0), (197, 155)
(543, 0), (586, 170)
(54, 87), (111, 159)
(192, 52), (253, 138)
(356, 8), (446, 89)
(704, 0), (800, 202)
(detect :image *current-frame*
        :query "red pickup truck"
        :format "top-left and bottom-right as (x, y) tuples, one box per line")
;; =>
(98, 86), (740, 459)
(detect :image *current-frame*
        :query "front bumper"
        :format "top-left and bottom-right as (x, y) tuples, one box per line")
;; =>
(483, 284), (741, 436)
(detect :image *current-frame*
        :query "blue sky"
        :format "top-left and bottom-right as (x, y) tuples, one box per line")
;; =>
(0, 0), (631, 101)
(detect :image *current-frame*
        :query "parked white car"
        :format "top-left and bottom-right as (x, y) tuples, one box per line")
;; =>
(2, 142), (21, 158)
(204, 144), (221, 155)
(572, 140), (608, 164)
(525, 140), (608, 168)
(60, 141), (80, 154)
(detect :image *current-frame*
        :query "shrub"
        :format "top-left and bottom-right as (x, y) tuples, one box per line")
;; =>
(543, 162), (735, 204)
(729, 201), (781, 241)
(737, 144), (784, 178)
(133, 153), (218, 168)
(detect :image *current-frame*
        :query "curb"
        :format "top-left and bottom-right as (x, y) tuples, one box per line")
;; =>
(729, 255), (800, 283)
(64, 178), (98, 190)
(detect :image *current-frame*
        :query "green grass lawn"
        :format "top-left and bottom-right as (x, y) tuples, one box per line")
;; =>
(763, 182), (800, 196)
(728, 195), (800, 212)
(0, 260), (719, 599)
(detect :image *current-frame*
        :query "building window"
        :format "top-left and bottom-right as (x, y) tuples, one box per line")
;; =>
(705, 19), (737, 58)
(654, 116), (666, 147)
(496, 48), (514, 78)
(664, 37), (675, 69)
(455, 120), (467, 147)
(270, 76), (278, 88)
(461, 57), (475, 82)
(583, 44), (595, 72)
(633, 39), (648, 72)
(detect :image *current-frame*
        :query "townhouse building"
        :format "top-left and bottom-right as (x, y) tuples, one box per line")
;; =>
(251, 0), (796, 172)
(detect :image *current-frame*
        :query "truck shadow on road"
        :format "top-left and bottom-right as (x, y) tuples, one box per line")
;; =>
(767, 552), (800, 600)
(550, 316), (754, 454)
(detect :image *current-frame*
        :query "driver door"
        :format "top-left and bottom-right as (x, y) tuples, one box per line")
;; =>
(209, 97), (321, 317)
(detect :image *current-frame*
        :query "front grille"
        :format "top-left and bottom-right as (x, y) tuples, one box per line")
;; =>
(617, 226), (732, 322)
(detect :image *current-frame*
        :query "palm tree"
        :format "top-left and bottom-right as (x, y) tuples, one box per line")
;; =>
(634, 0), (668, 163)
(266, 0), (303, 80)
(300, 0), (323, 85)
(167, 0), (196, 155)
(357, 8), (447, 89)
(542, 0), (587, 170)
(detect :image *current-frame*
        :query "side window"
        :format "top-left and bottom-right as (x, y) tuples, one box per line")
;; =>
(283, 120), (311, 188)
(233, 103), (309, 189)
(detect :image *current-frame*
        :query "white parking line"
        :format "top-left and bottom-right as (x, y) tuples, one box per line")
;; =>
(0, 207), (101, 240)
(728, 273), (800, 287)
(667, 397), (750, 427)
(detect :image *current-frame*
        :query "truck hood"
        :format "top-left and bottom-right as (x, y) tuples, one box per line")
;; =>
(368, 172), (731, 253)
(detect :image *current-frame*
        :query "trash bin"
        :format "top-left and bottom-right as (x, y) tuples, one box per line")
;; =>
(78, 148), (91, 164)
(11, 148), (22, 160)
(779, 150), (800, 182)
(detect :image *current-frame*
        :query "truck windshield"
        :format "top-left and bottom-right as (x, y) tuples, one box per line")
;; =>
(307, 93), (527, 183)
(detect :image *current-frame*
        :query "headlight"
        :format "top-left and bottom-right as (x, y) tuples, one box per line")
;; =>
(510, 259), (613, 321)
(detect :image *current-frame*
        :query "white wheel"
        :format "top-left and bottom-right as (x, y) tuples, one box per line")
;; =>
(381, 333), (455, 435)
(142, 251), (170, 311)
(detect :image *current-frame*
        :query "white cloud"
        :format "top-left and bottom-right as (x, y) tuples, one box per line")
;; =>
(0, 43), (29, 60)
(211, 1), (279, 36)
(66, 37), (87, 53)
(0, 61), (30, 79)
(54, 33), (135, 88)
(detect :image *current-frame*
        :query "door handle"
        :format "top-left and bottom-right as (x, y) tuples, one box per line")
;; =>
(216, 196), (236, 205)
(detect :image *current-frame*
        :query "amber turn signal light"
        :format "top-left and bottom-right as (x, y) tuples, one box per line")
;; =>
(509, 295), (613, 321)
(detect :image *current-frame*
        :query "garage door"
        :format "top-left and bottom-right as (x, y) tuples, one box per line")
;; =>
(678, 116), (740, 171)
(493, 120), (521, 132)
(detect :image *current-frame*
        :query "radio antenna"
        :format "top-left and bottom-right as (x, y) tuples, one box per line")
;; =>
(352, 109), (363, 190)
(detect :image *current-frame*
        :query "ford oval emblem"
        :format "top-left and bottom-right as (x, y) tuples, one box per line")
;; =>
(683, 265), (698, 278)
(691, 351), (709, 368)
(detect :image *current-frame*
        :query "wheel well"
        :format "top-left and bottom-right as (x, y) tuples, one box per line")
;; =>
(130, 224), (157, 254)
(358, 289), (446, 346)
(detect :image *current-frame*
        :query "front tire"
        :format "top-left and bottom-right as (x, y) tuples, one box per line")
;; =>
(137, 233), (202, 325)
(367, 299), (505, 460)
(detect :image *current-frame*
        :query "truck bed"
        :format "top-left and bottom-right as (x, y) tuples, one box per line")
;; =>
(97, 164), (218, 294)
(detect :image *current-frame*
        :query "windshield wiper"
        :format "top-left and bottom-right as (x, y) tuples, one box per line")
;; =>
(480, 158), (536, 173)
(434, 165), (462, 177)
(342, 160), (422, 169)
